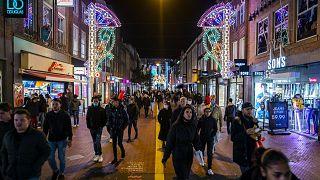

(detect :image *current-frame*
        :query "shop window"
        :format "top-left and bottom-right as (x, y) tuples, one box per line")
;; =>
(274, 5), (289, 49)
(57, 15), (65, 46)
(239, 37), (245, 59)
(257, 17), (268, 55)
(73, 25), (79, 56)
(81, 2), (87, 20)
(232, 41), (238, 60)
(239, 3), (245, 24)
(297, 0), (318, 41)
(81, 30), (86, 59)
(232, 10), (238, 29)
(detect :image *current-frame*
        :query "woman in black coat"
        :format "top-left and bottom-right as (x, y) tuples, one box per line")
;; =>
(157, 101), (172, 148)
(162, 105), (202, 180)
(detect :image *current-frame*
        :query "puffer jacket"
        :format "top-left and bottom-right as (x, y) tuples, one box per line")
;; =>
(107, 104), (129, 132)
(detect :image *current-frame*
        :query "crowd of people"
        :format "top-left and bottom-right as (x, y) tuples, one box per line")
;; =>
(0, 88), (299, 180)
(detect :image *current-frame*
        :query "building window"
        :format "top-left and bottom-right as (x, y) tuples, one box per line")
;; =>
(57, 15), (65, 45)
(24, 0), (36, 35)
(73, 0), (79, 16)
(42, 2), (53, 44)
(240, 3), (245, 24)
(297, 0), (318, 41)
(73, 25), (79, 56)
(257, 17), (268, 55)
(274, 5), (289, 49)
(81, 30), (86, 59)
(232, 41), (238, 60)
(81, 2), (86, 20)
(239, 37), (245, 59)
(233, 10), (238, 29)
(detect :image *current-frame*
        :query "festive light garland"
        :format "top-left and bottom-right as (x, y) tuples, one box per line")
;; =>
(87, 3), (97, 78)
(198, 2), (235, 79)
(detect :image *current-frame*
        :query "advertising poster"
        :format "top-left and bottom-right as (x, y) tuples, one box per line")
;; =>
(14, 83), (24, 108)
(268, 102), (289, 130)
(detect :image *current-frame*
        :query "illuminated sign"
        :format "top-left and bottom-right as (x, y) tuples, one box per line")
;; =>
(4, 0), (27, 18)
(48, 62), (65, 72)
(234, 59), (247, 67)
(57, 0), (74, 7)
(254, 71), (264, 76)
(239, 65), (250, 76)
(309, 78), (318, 83)
(74, 67), (86, 75)
(95, 72), (100, 78)
(267, 56), (286, 70)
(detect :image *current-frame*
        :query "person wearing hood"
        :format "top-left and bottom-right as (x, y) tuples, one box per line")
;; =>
(158, 101), (172, 149)
(71, 95), (81, 127)
(162, 105), (202, 180)
(86, 96), (107, 163)
(225, 98), (237, 134)
(107, 97), (129, 164)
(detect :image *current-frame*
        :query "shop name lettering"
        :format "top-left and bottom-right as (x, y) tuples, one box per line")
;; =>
(267, 56), (286, 70)
(48, 62), (65, 72)
(6, 0), (25, 15)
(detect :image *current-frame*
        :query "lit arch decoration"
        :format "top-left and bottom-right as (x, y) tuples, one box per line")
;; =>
(198, 2), (235, 79)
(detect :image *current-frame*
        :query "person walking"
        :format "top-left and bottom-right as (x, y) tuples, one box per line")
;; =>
(86, 96), (107, 163)
(107, 97), (129, 164)
(26, 93), (40, 128)
(1, 109), (50, 180)
(197, 107), (218, 176)
(45, 94), (53, 112)
(0, 103), (14, 180)
(105, 99), (114, 143)
(71, 95), (81, 127)
(162, 105), (202, 180)
(142, 94), (151, 118)
(157, 101), (172, 149)
(225, 98), (236, 134)
(43, 98), (73, 180)
(127, 97), (139, 142)
(231, 102), (259, 173)
(38, 94), (47, 127)
(134, 91), (143, 116)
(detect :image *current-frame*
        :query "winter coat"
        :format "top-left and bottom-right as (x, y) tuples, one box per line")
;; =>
(86, 105), (107, 130)
(158, 108), (172, 141)
(197, 115), (218, 141)
(71, 99), (81, 111)
(60, 96), (69, 112)
(225, 103), (236, 118)
(142, 97), (151, 108)
(1, 127), (50, 179)
(43, 110), (73, 142)
(163, 119), (201, 162)
(107, 104), (129, 133)
(171, 106), (182, 125)
(211, 105), (223, 130)
(0, 121), (14, 154)
(231, 111), (258, 166)
(135, 96), (143, 109)
(39, 97), (47, 113)
(27, 97), (40, 116)
(127, 103), (139, 122)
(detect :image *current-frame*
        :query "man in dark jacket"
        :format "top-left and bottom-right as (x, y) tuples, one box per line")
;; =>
(26, 93), (40, 128)
(231, 102), (259, 173)
(142, 94), (151, 118)
(0, 103), (14, 180)
(126, 97), (139, 142)
(170, 97), (187, 125)
(107, 97), (129, 164)
(197, 107), (218, 175)
(43, 98), (73, 180)
(225, 98), (236, 134)
(86, 96), (107, 162)
(1, 109), (50, 180)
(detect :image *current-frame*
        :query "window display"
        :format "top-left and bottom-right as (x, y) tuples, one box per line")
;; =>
(257, 18), (268, 54)
(297, 0), (318, 41)
(274, 5), (289, 49)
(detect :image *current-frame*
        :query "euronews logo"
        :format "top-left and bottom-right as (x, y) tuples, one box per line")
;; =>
(4, 0), (27, 18)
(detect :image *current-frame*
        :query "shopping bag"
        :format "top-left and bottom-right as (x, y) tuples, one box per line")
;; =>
(194, 150), (204, 166)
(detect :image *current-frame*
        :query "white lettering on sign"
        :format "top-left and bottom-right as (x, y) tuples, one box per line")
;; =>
(267, 56), (286, 70)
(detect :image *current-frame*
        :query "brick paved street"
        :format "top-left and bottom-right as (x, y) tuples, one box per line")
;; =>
(39, 113), (320, 180)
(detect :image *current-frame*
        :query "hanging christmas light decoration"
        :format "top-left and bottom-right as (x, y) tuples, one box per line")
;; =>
(95, 28), (116, 71)
(198, 2), (235, 79)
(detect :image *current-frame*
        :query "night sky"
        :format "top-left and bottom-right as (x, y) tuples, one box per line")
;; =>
(106, 0), (216, 59)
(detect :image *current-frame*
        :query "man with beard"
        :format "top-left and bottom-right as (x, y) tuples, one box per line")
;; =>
(107, 97), (129, 164)
(231, 102), (259, 173)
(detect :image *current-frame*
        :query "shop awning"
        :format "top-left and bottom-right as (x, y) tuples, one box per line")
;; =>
(21, 69), (78, 83)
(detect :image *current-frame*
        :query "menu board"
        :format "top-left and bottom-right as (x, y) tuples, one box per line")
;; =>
(268, 102), (289, 130)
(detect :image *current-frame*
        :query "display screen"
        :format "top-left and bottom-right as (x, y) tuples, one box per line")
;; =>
(23, 80), (36, 88)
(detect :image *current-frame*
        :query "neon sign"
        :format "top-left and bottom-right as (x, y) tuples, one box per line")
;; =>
(48, 62), (65, 72)
(4, 0), (27, 18)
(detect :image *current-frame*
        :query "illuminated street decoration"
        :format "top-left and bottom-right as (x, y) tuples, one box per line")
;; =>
(198, 2), (235, 79)
(96, 28), (116, 71)
(153, 74), (166, 85)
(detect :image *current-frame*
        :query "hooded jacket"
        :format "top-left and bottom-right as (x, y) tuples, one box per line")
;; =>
(86, 105), (107, 130)
(197, 115), (218, 141)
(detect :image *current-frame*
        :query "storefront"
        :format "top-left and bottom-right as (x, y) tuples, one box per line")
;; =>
(73, 67), (88, 109)
(20, 52), (75, 99)
(252, 55), (320, 139)
(229, 76), (244, 110)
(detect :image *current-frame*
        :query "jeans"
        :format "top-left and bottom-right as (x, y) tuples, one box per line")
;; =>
(90, 128), (103, 155)
(128, 119), (138, 139)
(226, 117), (234, 134)
(48, 139), (67, 174)
(73, 110), (80, 125)
(112, 130), (125, 160)
(200, 139), (214, 169)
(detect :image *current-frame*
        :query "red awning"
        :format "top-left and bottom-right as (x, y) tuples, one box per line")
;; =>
(21, 69), (76, 82)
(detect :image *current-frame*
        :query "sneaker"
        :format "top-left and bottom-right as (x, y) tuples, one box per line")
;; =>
(110, 159), (117, 164)
(109, 139), (113, 143)
(93, 155), (99, 162)
(208, 169), (214, 176)
(52, 170), (59, 180)
(98, 155), (103, 163)
(76, 124), (79, 127)
(72, 125), (76, 128)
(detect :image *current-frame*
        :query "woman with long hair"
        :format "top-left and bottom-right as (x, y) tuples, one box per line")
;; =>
(162, 105), (202, 180)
